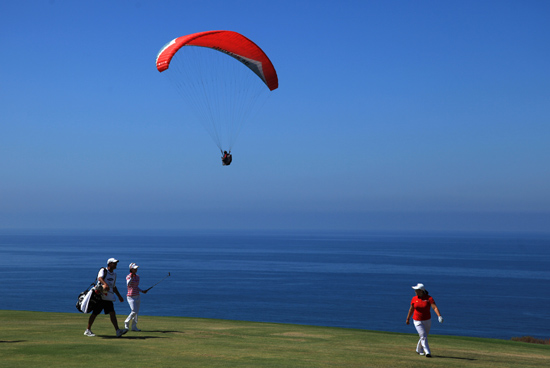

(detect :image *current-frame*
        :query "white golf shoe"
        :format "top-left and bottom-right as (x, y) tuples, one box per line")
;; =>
(116, 328), (128, 337)
(84, 329), (95, 337)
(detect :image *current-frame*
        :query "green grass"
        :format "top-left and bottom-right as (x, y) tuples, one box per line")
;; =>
(1, 310), (548, 367)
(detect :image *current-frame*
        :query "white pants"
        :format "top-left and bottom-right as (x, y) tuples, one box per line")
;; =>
(413, 319), (432, 355)
(125, 295), (141, 328)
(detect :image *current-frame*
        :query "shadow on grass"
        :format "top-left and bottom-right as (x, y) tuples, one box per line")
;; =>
(434, 355), (477, 361)
(98, 335), (169, 340)
(97, 330), (183, 339)
(0, 340), (26, 343)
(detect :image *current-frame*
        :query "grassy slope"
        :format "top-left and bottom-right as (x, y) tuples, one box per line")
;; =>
(0, 310), (548, 368)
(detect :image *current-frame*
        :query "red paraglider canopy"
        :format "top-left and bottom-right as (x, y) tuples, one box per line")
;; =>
(156, 30), (278, 91)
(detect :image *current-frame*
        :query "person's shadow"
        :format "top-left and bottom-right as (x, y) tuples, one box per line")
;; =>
(98, 330), (182, 339)
(0, 340), (26, 343)
(99, 335), (168, 339)
(432, 355), (477, 361)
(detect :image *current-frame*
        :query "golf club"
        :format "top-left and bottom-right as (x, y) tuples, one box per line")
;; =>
(145, 272), (171, 292)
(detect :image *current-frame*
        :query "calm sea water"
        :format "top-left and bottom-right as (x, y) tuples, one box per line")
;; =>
(1, 230), (549, 340)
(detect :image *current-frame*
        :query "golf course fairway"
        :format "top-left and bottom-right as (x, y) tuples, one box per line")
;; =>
(1, 310), (548, 367)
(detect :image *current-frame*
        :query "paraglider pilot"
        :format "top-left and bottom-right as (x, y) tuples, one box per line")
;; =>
(222, 150), (232, 166)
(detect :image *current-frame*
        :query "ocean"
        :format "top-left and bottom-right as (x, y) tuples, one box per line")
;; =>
(1, 230), (549, 340)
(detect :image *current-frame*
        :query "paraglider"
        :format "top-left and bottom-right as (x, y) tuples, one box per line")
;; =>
(221, 151), (232, 166)
(156, 30), (278, 165)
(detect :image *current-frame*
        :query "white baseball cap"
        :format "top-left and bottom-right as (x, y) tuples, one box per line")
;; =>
(129, 263), (139, 270)
(107, 258), (119, 264)
(412, 283), (426, 291)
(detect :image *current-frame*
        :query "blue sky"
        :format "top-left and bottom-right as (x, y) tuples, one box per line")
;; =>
(1, 0), (549, 232)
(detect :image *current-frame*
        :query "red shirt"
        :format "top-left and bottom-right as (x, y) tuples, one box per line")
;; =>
(411, 295), (435, 321)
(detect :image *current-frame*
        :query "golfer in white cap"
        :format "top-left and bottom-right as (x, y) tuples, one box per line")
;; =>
(406, 283), (443, 358)
(84, 258), (128, 337)
(124, 263), (148, 331)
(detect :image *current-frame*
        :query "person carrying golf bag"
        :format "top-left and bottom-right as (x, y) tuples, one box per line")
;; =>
(124, 263), (148, 331)
(84, 258), (129, 337)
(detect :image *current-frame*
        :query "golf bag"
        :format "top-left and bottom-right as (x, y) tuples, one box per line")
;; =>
(76, 268), (106, 313)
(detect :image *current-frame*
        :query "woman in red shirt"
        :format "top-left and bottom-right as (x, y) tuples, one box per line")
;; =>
(406, 283), (443, 357)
